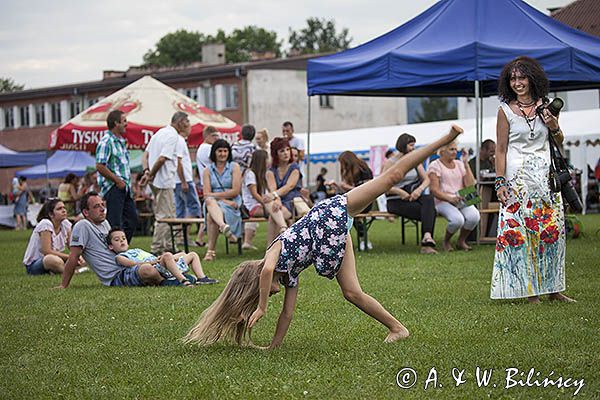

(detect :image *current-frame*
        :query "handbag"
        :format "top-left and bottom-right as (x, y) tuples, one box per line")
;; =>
(293, 197), (311, 217)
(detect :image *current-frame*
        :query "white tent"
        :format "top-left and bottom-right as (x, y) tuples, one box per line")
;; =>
(297, 108), (600, 213)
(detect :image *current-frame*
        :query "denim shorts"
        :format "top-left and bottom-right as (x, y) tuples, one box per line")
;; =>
(175, 182), (202, 218)
(110, 266), (144, 287)
(25, 258), (49, 275)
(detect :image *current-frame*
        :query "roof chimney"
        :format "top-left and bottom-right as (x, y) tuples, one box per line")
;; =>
(202, 43), (226, 65)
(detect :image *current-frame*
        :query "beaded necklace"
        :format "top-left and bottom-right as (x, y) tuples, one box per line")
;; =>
(516, 99), (537, 140)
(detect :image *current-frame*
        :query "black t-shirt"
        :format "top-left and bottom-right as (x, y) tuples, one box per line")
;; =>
(316, 174), (326, 192)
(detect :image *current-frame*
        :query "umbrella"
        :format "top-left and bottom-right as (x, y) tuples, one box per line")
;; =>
(49, 75), (240, 151)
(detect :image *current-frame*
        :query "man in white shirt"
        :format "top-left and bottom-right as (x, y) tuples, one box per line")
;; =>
(142, 112), (190, 254)
(282, 121), (305, 162)
(196, 125), (221, 188)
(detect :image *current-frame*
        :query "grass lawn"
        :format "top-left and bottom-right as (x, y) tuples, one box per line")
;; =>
(0, 215), (598, 399)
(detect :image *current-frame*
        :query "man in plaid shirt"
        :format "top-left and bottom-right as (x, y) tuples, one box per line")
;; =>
(95, 110), (137, 242)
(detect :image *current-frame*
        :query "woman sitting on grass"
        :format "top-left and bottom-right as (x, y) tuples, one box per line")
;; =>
(184, 125), (463, 348)
(22, 199), (80, 275)
(107, 228), (218, 287)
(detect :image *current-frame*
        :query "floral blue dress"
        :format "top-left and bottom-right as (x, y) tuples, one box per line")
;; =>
(274, 195), (353, 288)
(490, 103), (565, 299)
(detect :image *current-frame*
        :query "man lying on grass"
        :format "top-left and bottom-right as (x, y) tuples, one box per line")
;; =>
(55, 192), (193, 288)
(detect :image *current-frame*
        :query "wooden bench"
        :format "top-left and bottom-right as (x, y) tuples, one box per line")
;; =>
(353, 211), (420, 252)
(157, 217), (268, 254)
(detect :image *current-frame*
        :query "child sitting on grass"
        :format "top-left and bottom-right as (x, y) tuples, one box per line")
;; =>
(184, 125), (463, 348)
(107, 228), (218, 287)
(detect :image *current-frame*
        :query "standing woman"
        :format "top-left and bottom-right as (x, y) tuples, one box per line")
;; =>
(202, 139), (242, 261)
(263, 138), (302, 243)
(383, 134), (438, 254)
(13, 177), (30, 230)
(491, 56), (574, 303)
(22, 199), (74, 275)
(428, 141), (479, 251)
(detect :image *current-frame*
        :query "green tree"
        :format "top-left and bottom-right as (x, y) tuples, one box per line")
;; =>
(142, 27), (282, 67)
(0, 77), (24, 93)
(414, 97), (458, 123)
(288, 17), (352, 55)
(225, 26), (282, 63)
(143, 29), (207, 66)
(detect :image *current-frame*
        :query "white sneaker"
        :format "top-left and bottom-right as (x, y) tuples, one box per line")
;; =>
(367, 241), (373, 250)
(359, 241), (366, 251)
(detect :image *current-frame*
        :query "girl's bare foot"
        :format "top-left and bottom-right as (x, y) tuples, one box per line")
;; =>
(528, 296), (541, 304)
(456, 241), (472, 251)
(385, 327), (410, 343)
(548, 293), (576, 303)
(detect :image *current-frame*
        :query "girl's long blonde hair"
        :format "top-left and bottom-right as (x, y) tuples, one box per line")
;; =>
(183, 259), (264, 346)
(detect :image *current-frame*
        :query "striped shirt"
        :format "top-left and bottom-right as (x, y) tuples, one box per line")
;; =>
(95, 130), (131, 196)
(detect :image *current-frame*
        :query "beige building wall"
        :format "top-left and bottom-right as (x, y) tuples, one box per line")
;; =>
(246, 69), (407, 135)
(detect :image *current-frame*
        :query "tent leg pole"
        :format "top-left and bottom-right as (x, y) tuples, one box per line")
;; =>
(475, 81), (481, 245)
(307, 96), (311, 187)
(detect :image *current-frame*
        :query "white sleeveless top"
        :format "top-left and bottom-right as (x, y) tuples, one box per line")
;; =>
(499, 102), (550, 180)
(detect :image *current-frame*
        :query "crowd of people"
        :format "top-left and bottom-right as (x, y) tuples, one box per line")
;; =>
(16, 55), (576, 347)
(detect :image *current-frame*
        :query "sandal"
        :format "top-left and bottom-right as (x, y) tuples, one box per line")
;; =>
(194, 240), (206, 247)
(180, 279), (195, 288)
(203, 250), (216, 261)
(421, 238), (437, 248)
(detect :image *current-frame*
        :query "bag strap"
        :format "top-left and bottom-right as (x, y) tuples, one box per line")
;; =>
(548, 134), (570, 172)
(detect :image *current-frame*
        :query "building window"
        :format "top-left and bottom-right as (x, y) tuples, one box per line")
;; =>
(407, 97), (458, 124)
(51, 103), (62, 124)
(319, 95), (333, 108)
(70, 99), (82, 117)
(202, 86), (216, 110)
(19, 106), (30, 127)
(4, 108), (15, 128)
(35, 104), (45, 125)
(223, 84), (239, 109)
(185, 88), (198, 101)
(87, 97), (100, 107)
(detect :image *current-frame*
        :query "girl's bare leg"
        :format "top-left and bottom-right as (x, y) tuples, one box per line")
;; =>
(336, 235), (409, 342)
(346, 126), (463, 216)
(160, 252), (188, 282)
(265, 203), (290, 244)
(182, 252), (207, 278)
(206, 214), (220, 252)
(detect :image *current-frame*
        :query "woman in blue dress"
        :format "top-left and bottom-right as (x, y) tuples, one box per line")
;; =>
(202, 139), (242, 261)
(262, 137), (303, 244)
(185, 125), (463, 348)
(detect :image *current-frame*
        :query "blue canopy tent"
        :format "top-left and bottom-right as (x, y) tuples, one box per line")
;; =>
(16, 151), (95, 179)
(0, 144), (47, 167)
(307, 0), (600, 97)
(306, 0), (600, 184)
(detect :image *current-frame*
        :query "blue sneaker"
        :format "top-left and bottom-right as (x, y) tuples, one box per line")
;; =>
(160, 278), (180, 286)
(197, 276), (219, 285)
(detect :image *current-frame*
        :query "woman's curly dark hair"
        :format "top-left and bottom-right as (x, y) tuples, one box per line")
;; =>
(497, 56), (549, 103)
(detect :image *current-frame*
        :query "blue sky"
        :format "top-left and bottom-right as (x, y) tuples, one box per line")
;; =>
(0, 0), (570, 89)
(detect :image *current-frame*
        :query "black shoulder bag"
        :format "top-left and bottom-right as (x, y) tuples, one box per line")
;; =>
(548, 134), (582, 212)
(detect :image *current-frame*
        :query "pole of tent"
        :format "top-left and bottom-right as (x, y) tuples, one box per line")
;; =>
(474, 81), (481, 245)
(307, 96), (312, 186)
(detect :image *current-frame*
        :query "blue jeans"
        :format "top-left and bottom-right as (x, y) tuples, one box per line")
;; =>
(104, 185), (138, 243)
(25, 258), (48, 275)
(175, 181), (202, 218)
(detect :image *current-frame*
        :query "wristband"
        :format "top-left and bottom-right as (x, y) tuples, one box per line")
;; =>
(494, 176), (506, 192)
